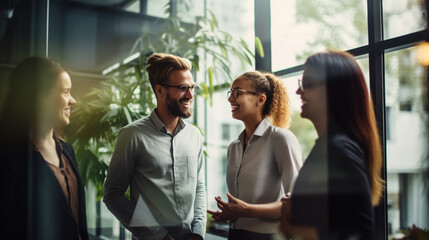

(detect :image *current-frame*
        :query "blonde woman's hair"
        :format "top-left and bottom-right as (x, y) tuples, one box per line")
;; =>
(240, 71), (290, 128)
(146, 53), (192, 91)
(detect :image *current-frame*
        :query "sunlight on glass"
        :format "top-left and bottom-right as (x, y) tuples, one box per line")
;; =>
(383, 0), (426, 40)
(271, 0), (368, 71)
(417, 42), (429, 66)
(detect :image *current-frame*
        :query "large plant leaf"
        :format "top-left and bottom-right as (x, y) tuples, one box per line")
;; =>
(255, 36), (264, 58)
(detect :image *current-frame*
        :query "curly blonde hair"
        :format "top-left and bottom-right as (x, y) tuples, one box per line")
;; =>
(240, 71), (290, 128)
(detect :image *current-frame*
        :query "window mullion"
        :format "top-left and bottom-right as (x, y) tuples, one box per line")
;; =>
(368, 0), (387, 239)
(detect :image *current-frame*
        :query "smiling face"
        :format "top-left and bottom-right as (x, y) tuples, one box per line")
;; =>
(228, 77), (263, 122)
(296, 66), (327, 124)
(164, 69), (194, 118)
(49, 71), (76, 127)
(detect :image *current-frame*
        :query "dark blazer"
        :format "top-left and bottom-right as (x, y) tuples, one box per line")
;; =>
(0, 138), (89, 240)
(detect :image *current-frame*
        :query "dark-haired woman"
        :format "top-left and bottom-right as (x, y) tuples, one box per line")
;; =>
(0, 57), (89, 240)
(280, 51), (384, 240)
(208, 71), (302, 240)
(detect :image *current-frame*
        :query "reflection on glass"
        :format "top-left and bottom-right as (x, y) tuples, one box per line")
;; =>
(281, 74), (318, 159)
(385, 47), (429, 238)
(271, 0), (368, 71)
(200, 89), (243, 237)
(383, 0), (426, 40)
(192, 0), (254, 237)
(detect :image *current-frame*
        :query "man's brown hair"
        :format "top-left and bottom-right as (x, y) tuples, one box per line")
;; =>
(146, 53), (192, 91)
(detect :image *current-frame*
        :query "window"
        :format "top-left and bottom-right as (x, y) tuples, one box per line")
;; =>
(385, 46), (428, 237)
(383, 0), (426, 39)
(271, 0), (368, 71)
(266, 0), (429, 239)
(221, 123), (230, 140)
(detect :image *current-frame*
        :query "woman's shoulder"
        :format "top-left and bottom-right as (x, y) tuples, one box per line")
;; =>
(328, 133), (364, 155)
(328, 132), (368, 170)
(267, 125), (299, 142)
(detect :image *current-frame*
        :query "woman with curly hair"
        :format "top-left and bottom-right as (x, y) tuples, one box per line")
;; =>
(280, 51), (384, 240)
(208, 71), (302, 240)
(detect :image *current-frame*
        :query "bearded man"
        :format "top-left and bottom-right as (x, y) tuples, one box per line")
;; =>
(104, 53), (206, 240)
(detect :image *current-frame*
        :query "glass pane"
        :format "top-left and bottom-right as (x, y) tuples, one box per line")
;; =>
(177, 1), (204, 23)
(281, 74), (318, 159)
(206, 0), (255, 76)
(356, 56), (370, 93)
(147, 0), (169, 18)
(385, 47), (429, 238)
(195, 0), (255, 237)
(199, 88), (243, 238)
(383, 0), (427, 40)
(123, 0), (140, 14)
(271, 0), (368, 71)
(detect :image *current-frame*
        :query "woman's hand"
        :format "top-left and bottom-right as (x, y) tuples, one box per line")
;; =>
(215, 193), (251, 218)
(279, 194), (319, 240)
(207, 209), (232, 222)
(281, 194), (292, 219)
(207, 193), (251, 222)
(280, 194), (292, 237)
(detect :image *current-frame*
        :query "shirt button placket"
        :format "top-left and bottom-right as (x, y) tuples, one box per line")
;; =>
(172, 137), (183, 213)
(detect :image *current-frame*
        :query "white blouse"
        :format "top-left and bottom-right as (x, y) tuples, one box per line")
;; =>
(226, 118), (302, 234)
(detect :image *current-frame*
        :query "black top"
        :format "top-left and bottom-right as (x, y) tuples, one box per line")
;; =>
(291, 126), (374, 240)
(0, 137), (89, 240)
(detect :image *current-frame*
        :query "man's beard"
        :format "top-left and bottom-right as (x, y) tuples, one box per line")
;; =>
(166, 93), (192, 118)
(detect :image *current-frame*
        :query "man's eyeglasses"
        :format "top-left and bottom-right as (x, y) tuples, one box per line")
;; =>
(227, 88), (259, 100)
(159, 83), (199, 94)
(298, 79), (324, 92)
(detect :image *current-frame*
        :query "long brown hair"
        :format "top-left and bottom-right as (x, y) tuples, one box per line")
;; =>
(0, 56), (65, 146)
(240, 71), (290, 128)
(305, 51), (384, 206)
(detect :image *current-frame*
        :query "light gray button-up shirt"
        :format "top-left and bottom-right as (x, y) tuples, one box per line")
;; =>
(103, 110), (206, 240)
(226, 118), (302, 234)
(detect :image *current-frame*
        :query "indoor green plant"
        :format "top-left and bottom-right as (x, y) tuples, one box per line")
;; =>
(66, 0), (262, 201)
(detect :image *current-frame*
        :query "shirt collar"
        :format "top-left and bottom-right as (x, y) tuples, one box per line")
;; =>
(149, 109), (186, 134)
(253, 118), (271, 136)
(238, 118), (271, 141)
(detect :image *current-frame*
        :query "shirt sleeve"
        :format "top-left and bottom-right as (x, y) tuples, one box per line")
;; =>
(191, 133), (207, 238)
(274, 129), (303, 194)
(103, 127), (168, 239)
